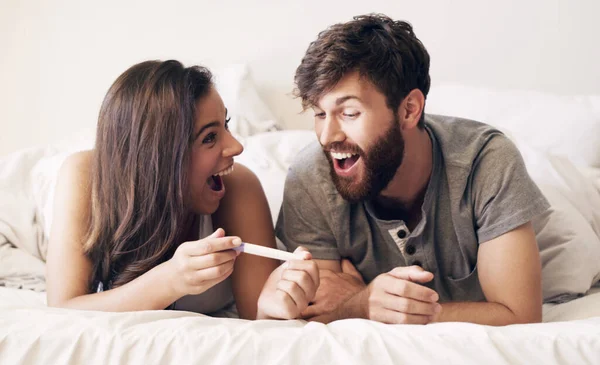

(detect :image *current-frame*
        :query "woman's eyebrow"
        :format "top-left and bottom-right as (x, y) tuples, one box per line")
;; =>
(193, 121), (220, 140)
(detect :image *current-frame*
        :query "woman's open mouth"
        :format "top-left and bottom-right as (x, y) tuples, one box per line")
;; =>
(206, 165), (234, 191)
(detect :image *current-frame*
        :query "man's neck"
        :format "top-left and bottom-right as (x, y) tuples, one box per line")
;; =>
(374, 127), (433, 224)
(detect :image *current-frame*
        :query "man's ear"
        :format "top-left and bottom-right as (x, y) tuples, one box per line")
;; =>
(397, 89), (425, 130)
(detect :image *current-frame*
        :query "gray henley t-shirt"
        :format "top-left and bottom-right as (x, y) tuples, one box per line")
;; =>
(276, 114), (550, 302)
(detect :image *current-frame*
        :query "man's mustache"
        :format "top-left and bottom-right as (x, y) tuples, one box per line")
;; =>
(322, 142), (364, 156)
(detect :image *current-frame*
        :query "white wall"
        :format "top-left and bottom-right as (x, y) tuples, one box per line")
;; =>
(1, 0), (599, 157)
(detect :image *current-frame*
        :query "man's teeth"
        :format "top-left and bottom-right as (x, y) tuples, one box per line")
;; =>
(214, 165), (234, 177)
(331, 152), (357, 160)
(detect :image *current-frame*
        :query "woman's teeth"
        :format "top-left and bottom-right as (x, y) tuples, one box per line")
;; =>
(331, 152), (357, 160)
(214, 165), (234, 177)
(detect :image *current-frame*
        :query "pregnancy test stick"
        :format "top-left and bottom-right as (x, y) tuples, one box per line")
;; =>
(233, 242), (298, 261)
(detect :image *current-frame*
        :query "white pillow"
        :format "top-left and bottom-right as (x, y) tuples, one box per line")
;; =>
(516, 141), (600, 302)
(235, 130), (316, 225)
(213, 64), (280, 138)
(579, 167), (600, 196)
(518, 141), (600, 237)
(533, 184), (600, 303)
(427, 84), (600, 168)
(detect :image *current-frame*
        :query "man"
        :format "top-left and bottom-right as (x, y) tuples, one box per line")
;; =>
(276, 14), (550, 325)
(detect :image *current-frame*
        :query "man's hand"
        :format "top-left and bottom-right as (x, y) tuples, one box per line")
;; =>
(301, 259), (366, 319)
(256, 247), (320, 320)
(309, 265), (442, 324)
(364, 266), (441, 324)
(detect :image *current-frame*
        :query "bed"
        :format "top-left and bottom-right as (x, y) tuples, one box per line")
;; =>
(1, 285), (600, 364)
(1, 67), (600, 364)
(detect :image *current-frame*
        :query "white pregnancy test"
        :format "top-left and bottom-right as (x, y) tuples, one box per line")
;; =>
(233, 242), (298, 261)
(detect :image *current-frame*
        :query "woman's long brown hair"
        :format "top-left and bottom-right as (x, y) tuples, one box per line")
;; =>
(83, 60), (213, 289)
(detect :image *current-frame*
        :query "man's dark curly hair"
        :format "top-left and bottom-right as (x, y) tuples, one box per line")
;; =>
(294, 13), (431, 127)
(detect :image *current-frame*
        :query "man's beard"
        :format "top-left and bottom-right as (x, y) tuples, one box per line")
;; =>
(324, 116), (405, 203)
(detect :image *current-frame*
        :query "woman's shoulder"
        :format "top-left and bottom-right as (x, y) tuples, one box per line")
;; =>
(214, 162), (269, 220)
(223, 162), (262, 195)
(57, 150), (94, 195)
(229, 162), (258, 181)
(61, 150), (93, 172)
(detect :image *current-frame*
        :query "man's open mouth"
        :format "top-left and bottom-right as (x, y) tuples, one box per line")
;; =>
(331, 151), (360, 171)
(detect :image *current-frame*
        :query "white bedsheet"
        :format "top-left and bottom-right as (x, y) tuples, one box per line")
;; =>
(1, 286), (599, 365)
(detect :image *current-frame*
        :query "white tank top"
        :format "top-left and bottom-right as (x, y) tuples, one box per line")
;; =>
(169, 215), (237, 316)
(96, 215), (237, 317)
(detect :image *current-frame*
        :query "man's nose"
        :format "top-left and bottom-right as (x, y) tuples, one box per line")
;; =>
(318, 116), (345, 148)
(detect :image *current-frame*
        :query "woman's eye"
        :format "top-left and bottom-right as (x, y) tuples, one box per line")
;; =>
(343, 112), (359, 118)
(314, 112), (326, 119)
(202, 132), (217, 144)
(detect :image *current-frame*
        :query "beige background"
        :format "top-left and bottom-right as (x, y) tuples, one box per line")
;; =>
(1, 0), (599, 156)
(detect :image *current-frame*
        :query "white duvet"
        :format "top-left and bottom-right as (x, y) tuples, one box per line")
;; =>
(1, 286), (600, 365)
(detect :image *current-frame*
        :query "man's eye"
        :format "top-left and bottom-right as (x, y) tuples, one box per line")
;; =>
(225, 117), (231, 131)
(343, 113), (359, 118)
(314, 112), (326, 119)
(202, 132), (217, 144)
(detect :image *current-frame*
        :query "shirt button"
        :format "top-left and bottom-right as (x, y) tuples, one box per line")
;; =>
(411, 260), (422, 267)
(397, 229), (407, 239)
(406, 245), (416, 255)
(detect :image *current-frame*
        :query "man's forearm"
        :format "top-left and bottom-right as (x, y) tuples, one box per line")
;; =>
(313, 297), (541, 325)
(436, 301), (541, 325)
(309, 288), (368, 324)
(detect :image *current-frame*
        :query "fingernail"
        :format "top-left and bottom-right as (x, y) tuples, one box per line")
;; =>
(232, 238), (242, 246)
(431, 294), (439, 302)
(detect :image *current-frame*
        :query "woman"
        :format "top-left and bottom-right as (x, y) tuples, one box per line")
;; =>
(45, 60), (318, 319)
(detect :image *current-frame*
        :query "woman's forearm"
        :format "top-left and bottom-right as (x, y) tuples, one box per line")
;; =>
(49, 262), (180, 312)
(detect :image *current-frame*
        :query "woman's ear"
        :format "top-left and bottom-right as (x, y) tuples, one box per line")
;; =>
(398, 89), (425, 130)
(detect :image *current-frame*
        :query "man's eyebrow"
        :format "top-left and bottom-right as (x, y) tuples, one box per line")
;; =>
(193, 121), (220, 141)
(335, 95), (362, 105)
(313, 95), (362, 110)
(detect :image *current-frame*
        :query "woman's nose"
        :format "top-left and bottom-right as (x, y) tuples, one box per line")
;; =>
(223, 131), (244, 158)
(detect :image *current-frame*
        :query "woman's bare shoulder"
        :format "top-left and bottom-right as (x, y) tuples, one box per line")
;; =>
(60, 150), (93, 182)
(61, 150), (93, 173)
(223, 162), (263, 196)
(57, 150), (94, 199)
(215, 162), (269, 219)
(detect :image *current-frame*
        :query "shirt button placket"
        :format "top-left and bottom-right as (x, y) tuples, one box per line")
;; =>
(388, 224), (425, 269)
(388, 224), (410, 257)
